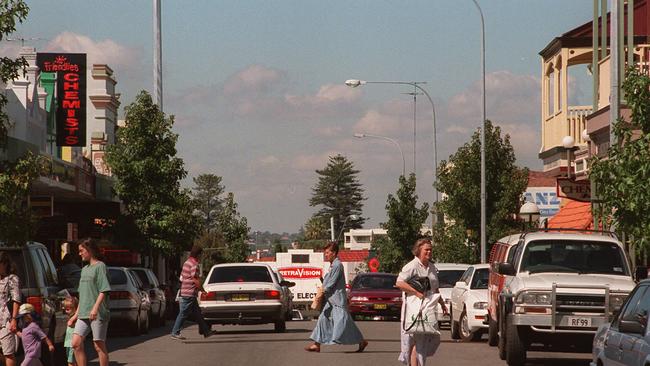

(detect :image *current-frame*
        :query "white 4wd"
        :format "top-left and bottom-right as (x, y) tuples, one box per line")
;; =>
(495, 231), (636, 366)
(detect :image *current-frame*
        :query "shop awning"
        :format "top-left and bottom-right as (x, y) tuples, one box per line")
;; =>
(547, 200), (593, 230)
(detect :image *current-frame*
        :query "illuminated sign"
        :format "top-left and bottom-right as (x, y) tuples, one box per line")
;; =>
(277, 267), (322, 279)
(36, 53), (87, 147)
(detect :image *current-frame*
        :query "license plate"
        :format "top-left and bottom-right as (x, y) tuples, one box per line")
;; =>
(231, 294), (250, 301)
(567, 317), (592, 327)
(373, 303), (387, 310)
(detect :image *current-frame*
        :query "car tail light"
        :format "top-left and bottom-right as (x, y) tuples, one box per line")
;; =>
(265, 290), (281, 299)
(26, 297), (43, 314)
(200, 292), (217, 301)
(110, 291), (132, 300)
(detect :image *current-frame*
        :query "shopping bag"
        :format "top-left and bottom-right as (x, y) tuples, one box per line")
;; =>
(310, 286), (324, 311)
(402, 293), (440, 335)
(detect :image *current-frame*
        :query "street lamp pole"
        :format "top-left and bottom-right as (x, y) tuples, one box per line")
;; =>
(345, 79), (439, 223)
(354, 133), (406, 177)
(469, 0), (487, 264)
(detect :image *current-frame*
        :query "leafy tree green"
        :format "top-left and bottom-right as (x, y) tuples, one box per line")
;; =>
(375, 174), (430, 273)
(191, 174), (224, 230)
(0, 0), (29, 147)
(431, 222), (476, 264)
(591, 68), (650, 249)
(105, 91), (199, 253)
(436, 120), (528, 258)
(309, 154), (365, 240)
(303, 216), (330, 241)
(0, 152), (44, 246)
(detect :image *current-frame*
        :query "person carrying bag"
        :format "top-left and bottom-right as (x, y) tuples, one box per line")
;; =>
(395, 239), (448, 366)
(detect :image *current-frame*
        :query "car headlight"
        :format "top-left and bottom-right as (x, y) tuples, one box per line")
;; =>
(516, 291), (551, 305)
(609, 294), (628, 312)
(473, 301), (488, 310)
(350, 296), (369, 302)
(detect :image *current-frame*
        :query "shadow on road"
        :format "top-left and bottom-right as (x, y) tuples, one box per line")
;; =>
(214, 328), (311, 335)
(525, 357), (591, 366)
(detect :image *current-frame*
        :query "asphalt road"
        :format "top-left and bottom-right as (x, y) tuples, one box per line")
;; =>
(87, 321), (594, 366)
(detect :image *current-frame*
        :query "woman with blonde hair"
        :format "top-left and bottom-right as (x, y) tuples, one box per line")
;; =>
(395, 239), (448, 366)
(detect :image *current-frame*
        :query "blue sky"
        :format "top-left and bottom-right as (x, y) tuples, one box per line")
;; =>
(7, 1), (595, 233)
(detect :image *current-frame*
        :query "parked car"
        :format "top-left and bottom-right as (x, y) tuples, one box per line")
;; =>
(495, 231), (636, 366)
(109, 267), (152, 334)
(0, 242), (67, 345)
(435, 263), (470, 324)
(198, 263), (293, 332)
(592, 279), (650, 366)
(130, 267), (167, 326)
(272, 270), (295, 320)
(348, 273), (401, 320)
(487, 235), (520, 348)
(450, 264), (490, 341)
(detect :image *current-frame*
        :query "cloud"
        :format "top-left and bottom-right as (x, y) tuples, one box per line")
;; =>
(44, 31), (140, 68)
(223, 65), (286, 97)
(352, 98), (412, 136)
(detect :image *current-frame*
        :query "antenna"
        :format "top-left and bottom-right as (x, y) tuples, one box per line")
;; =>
(6, 37), (45, 46)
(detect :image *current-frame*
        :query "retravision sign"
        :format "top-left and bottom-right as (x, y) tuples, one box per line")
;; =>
(278, 267), (322, 279)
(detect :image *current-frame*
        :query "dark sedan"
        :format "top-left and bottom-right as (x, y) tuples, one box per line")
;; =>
(348, 273), (402, 320)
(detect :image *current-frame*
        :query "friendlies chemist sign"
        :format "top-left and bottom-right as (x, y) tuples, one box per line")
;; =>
(36, 53), (87, 147)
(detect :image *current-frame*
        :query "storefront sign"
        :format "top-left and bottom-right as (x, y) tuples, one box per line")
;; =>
(278, 267), (322, 279)
(36, 53), (87, 147)
(556, 178), (591, 202)
(523, 187), (561, 218)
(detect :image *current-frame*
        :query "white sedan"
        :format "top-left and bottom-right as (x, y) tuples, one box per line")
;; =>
(435, 263), (470, 324)
(449, 264), (489, 341)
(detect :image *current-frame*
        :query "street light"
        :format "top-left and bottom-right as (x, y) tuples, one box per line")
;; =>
(563, 135), (575, 179)
(354, 133), (405, 177)
(518, 201), (541, 231)
(345, 79), (440, 225)
(333, 214), (359, 243)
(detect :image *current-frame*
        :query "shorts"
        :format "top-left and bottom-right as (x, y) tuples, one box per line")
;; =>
(0, 326), (17, 356)
(73, 318), (109, 342)
(66, 346), (75, 364)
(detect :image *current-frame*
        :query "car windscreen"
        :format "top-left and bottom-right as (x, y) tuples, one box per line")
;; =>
(352, 275), (398, 290)
(108, 269), (128, 285)
(520, 240), (629, 276)
(208, 266), (272, 284)
(470, 268), (489, 289)
(132, 270), (152, 288)
(438, 270), (466, 288)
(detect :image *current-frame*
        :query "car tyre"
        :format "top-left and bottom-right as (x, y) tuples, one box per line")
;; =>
(450, 306), (461, 340)
(488, 315), (499, 346)
(459, 309), (481, 342)
(142, 311), (150, 334)
(134, 313), (142, 335)
(505, 320), (526, 366)
(274, 319), (286, 333)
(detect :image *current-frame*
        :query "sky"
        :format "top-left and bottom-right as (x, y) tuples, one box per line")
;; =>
(4, 0), (596, 233)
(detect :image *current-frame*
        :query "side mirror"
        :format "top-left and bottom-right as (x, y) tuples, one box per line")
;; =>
(619, 319), (645, 334)
(280, 280), (295, 288)
(455, 281), (468, 289)
(496, 263), (516, 276)
(635, 266), (648, 281)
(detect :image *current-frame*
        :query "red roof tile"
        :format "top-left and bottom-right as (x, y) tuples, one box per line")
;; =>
(547, 200), (593, 230)
(338, 250), (369, 262)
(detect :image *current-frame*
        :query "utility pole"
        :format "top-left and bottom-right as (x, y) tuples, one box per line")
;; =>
(153, 0), (163, 110)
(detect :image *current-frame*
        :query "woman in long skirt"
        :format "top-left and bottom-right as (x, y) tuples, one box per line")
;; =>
(305, 242), (368, 353)
(395, 239), (448, 366)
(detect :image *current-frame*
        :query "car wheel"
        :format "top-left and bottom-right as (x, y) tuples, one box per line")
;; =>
(274, 319), (286, 333)
(142, 311), (150, 334)
(505, 320), (526, 366)
(459, 309), (481, 342)
(488, 315), (499, 346)
(134, 313), (142, 335)
(498, 305), (507, 360)
(450, 306), (461, 340)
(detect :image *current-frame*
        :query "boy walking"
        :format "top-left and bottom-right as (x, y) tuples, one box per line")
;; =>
(16, 304), (54, 366)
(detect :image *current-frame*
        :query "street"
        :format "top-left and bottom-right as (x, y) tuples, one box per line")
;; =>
(89, 321), (593, 366)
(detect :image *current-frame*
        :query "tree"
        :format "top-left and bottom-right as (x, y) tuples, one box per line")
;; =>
(431, 223), (476, 264)
(0, 152), (44, 246)
(303, 216), (330, 241)
(105, 91), (199, 253)
(375, 174), (430, 273)
(0, 0), (29, 147)
(191, 174), (225, 230)
(309, 154), (365, 238)
(591, 68), (650, 249)
(436, 120), (528, 258)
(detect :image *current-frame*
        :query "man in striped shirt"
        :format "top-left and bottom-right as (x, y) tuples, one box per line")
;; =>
(171, 245), (214, 340)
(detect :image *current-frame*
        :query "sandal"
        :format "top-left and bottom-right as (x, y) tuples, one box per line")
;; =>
(304, 344), (320, 353)
(356, 340), (368, 353)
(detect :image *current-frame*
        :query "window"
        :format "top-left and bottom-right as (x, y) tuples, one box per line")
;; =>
(208, 266), (272, 284)
(353, 236), (371, 243)
(291, 254), (309, 264)
(133, 270), (152, 288)
(458, 267), (473, 284)
(351, 275), (397, 290)
(438, 270), (466, 288)
(470, 269), (489, 290)
(108, 269), (127, 285)
(619, 286), (648, 324)
(34, 249), (56, 287)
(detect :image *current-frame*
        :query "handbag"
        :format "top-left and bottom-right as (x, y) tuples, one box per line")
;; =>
(310, 286), (324, 311)
(407, 276), (431, 294)
(402, 293), (440, 335)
